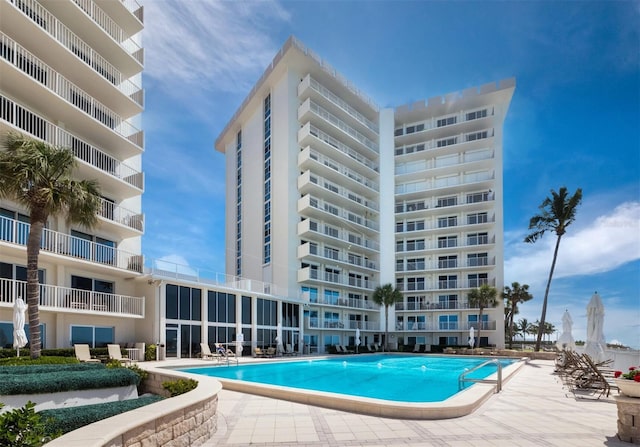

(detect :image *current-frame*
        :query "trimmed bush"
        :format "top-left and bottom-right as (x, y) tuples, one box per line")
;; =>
(162, 378), (197, 397)
(0, 363), (102, 375)
(40, 395), (164, 436)
(0, 356), (81, 366)
(145, 344), (157, 361)
(0, 365), (140, 395)
(0, 401), (61, 446)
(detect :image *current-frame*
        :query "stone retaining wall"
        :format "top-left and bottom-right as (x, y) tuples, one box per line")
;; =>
(47, 367), (221, 447)
(617, 395), (640, 444)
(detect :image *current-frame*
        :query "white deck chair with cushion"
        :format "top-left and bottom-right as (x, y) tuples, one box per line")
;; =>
(200, 342), (218, 360)
(75, 344), (100, 363)
(107, 344), (131, 365)
(413, 344), (422, 353)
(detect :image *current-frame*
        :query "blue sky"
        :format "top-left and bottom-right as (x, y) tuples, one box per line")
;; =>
(140, 1), (639, 348)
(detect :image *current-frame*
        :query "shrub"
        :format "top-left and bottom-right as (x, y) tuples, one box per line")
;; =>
(0, 356), (80, 366)
(162, 378), (197, 396)
(145, 344), (157, 361)
(0, 401), (61, 446)
(40, 395), (164, 436)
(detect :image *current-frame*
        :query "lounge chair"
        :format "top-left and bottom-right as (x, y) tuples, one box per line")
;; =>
(284, 343), (298, 356)
(254, 347), (267, 357)
(335, 344), (346, 354)
(340, 345), (354, 354)
(107, 344), (131, 365)
(200, 342), (219, 360)
(413, 344), (422, 353)
(266, 347), (276, 357)
(74, 344), (100, 363)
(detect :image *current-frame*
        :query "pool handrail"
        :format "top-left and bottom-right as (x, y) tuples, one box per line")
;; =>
(459, 358), (503, 393)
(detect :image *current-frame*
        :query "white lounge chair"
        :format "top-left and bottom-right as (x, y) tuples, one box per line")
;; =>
(200, 343), (219, 360)
(413, 344), (422, 353)
(107, 344), (131, 365)
(74, 344), (100, 363)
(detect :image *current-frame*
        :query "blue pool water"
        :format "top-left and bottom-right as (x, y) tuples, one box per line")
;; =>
(179, 355), (515, 403)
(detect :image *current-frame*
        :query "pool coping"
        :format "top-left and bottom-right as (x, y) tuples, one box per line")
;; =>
(169, 354), (527, 420)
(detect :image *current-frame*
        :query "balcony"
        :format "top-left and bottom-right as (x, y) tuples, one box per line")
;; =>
(298, 99), (379, 153)
(297, 266), (375, 291)
(393, 320), (497, 332)
(394, 128), (494, 158)
(98, 198), (143, 235)
(5, 0), (143, 106)
(297, 242), (377, 271)
(298, 194), (378, 233)
(0, 95), (143, 194)
(306, 317), (379, 330)
(297, 219), (379, 254)
(298, 146), (379, 194)
(395, 171), (494, 199)
(395, 194), (495, 215)
(298, 75), (379, 135)
(0, 215), (143, 274)
(0, 33), (142, 142)
(298, 170), (379, 213)
(0, 278), (144, 317)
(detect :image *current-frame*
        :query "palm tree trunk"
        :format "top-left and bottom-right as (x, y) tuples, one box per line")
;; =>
(384, 305), (389, 352)
(535, 234), (563, 351)
(26, 216), (45, 359)
(476, 308), (483, 348)
(508, 304), (515, 349)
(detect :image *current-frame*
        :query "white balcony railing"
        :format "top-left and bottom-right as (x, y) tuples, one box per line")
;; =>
(299, 147), (379, 192)
(0, 33), (142, 141)
(0, 278), (144, 317)
(0, 95), (143, 189)
(299, 194), (379, 231)
(8, 0), (143, 105)
(98, 198), (144, 232)
(298, 219), (380, 252)
(300, 171), (379, 212)
(0, 215), (143, 273)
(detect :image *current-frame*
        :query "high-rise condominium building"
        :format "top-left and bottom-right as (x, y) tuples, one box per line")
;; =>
(0, 0), (146, 349)
(216, 37), (514, 354)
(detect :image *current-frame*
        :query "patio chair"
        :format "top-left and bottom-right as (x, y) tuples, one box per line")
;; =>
(254, 347), (267, 357)
(340, 345), (354, 354)
(284, 343), (298, 356)
(74, 344), (100, 363)
(107, 344), (131, 365)
(200, 343), (219, 360)
(413, 344), (422, 353)
(266, 347), (276, 357)
(334, 344), (346, 354)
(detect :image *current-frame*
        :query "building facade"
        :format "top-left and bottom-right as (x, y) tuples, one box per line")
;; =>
(0, 0), (146, 350)
(216, 36), (514, 353)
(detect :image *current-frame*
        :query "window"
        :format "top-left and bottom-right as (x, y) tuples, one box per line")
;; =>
(165, 284), (201, 321)
(405, 125), (415, 134)
(466, 109), (487, 121)
(394, 128), (403, 136)
(70, 230), (115, 265)
(242, 295), (252, 324)
(207, 291), (236, 323)
(438, 255), (457, 268)
(467, 212), (488, 225)
(407, 258), (425, 271)
(438, 236), (457, 248)
(325, 225), (339, 238)
(468, 314), (489, 327)
(324, 247), (339, 260)
(466, 130), (488, 142)
(407, 277), (425, 291)
(438, 294), (458, 309)
(324, 289), (339, 305)
(438, 275), (457, 289)
(324, 312), (341, 328)
(406, 239), (425, 251)
(437, 196), (457, 208)
(347, 253), (362, 266)
(257, 298), (277, 326)
(70, 325), (113, 348)
(437, 137), (457, 147)
(437, 116), (457, 127)
(324, 334), (340, 350)
(438, 315), (458, 330)
(0, 208), (31, 244)
(302, 286), (318, 303)
(467, 192), (490, 204)
(406, 220), (425, 231)
(468, 273), (488, 288)
(467, 253), (488, 266)
(324, 268), (340, 283)
(396, 259), (404, 272)
(438, 216), (457, 228)
(467, 232), (489, 246)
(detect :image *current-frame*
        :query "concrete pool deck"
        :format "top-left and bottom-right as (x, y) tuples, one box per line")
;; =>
(186, 357), (628, 446)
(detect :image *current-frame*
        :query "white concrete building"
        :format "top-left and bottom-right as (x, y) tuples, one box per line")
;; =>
(216, 36), (514, 353)
(0, 0), (146, 350)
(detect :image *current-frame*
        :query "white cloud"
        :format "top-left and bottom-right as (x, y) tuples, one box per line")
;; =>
(505, 200), (640, 290)
(143, 1), (290, 95)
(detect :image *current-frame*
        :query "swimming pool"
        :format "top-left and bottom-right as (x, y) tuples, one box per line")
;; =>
(177, 354), (524, 419)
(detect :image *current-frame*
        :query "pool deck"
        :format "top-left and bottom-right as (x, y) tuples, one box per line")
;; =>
(187, 357), (628, 446)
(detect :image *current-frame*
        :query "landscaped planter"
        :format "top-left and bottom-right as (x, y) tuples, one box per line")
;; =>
(616, 379), (640, 398)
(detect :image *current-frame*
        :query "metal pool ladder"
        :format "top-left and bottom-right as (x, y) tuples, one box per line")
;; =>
(458, 358), (502, 393)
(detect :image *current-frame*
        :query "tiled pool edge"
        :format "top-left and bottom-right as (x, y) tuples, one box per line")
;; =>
(212, 357), (527, 419)
(46, 366), (222, 447)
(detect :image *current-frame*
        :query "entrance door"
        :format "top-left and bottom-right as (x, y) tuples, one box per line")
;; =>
(165, 327), (178, 358)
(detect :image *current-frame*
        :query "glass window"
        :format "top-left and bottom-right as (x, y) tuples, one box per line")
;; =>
(71, 325), (113, 348)
(166, 284), (178, 319)
(242, 296), (251, 324)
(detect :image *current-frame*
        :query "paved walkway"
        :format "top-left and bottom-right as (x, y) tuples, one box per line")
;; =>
(202, 359), (628, 446)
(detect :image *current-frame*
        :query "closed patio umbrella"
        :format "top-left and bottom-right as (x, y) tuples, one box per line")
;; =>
(584, 292), (606, 362)
(556, 309), (575, 351)
(468, 326), (475, 349)
(355, 327), (361, 353)
(13, 297), (28, 356)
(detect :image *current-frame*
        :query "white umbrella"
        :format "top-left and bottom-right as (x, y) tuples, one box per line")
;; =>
(236, 332), (244, 356)
(584, 292), (606, 362)
(276, 322), (283, 355)
(556, 309), (575, 351)
(13, 297), (28, 356)
(355, 327), (361, 353)
(469, 326), (475, 349)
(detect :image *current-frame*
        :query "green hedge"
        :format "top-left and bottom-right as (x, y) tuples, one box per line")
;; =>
(40, 395), (164, 436)
(0, 348), (110, 359)
(0, 363), (102, 375)
(0, 365), (140, 395)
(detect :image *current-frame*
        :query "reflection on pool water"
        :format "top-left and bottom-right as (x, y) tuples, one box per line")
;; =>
(179, 354), (515, 403)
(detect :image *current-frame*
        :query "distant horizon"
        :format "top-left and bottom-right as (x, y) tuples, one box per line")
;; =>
(140, 1), (639, 349)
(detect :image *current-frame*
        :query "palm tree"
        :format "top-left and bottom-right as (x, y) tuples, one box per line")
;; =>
(0, 132), (101, 359)
(372, 283), (402, 352)
(502, 282), (533, 349)
(467, 284), (498, 348)
(516, 318), (532, 343)
(525, 186), (582, 351)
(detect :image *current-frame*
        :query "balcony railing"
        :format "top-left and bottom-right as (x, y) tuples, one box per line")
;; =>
(298, 242), (377, 270)
(99, 198), (143, 232)
(0, 33), (141, 141)
(393, 320), (497, 331)
(0, 95), (143, 189)
(0, 215), (143, 273)
(120, 0), (144, 23)
(396, 301), (474, 311)
(299, 267), (375, 290)
(395, 195), (495, 214)
(73, 0), (143, 64)
(300, 147), (379, 192)
(0, 278), (144, 317)
(306, 317), (379, 330)
(300, 194), (379, 231)
(301, 171), (379, 211)
(8, 0), (143, 106)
